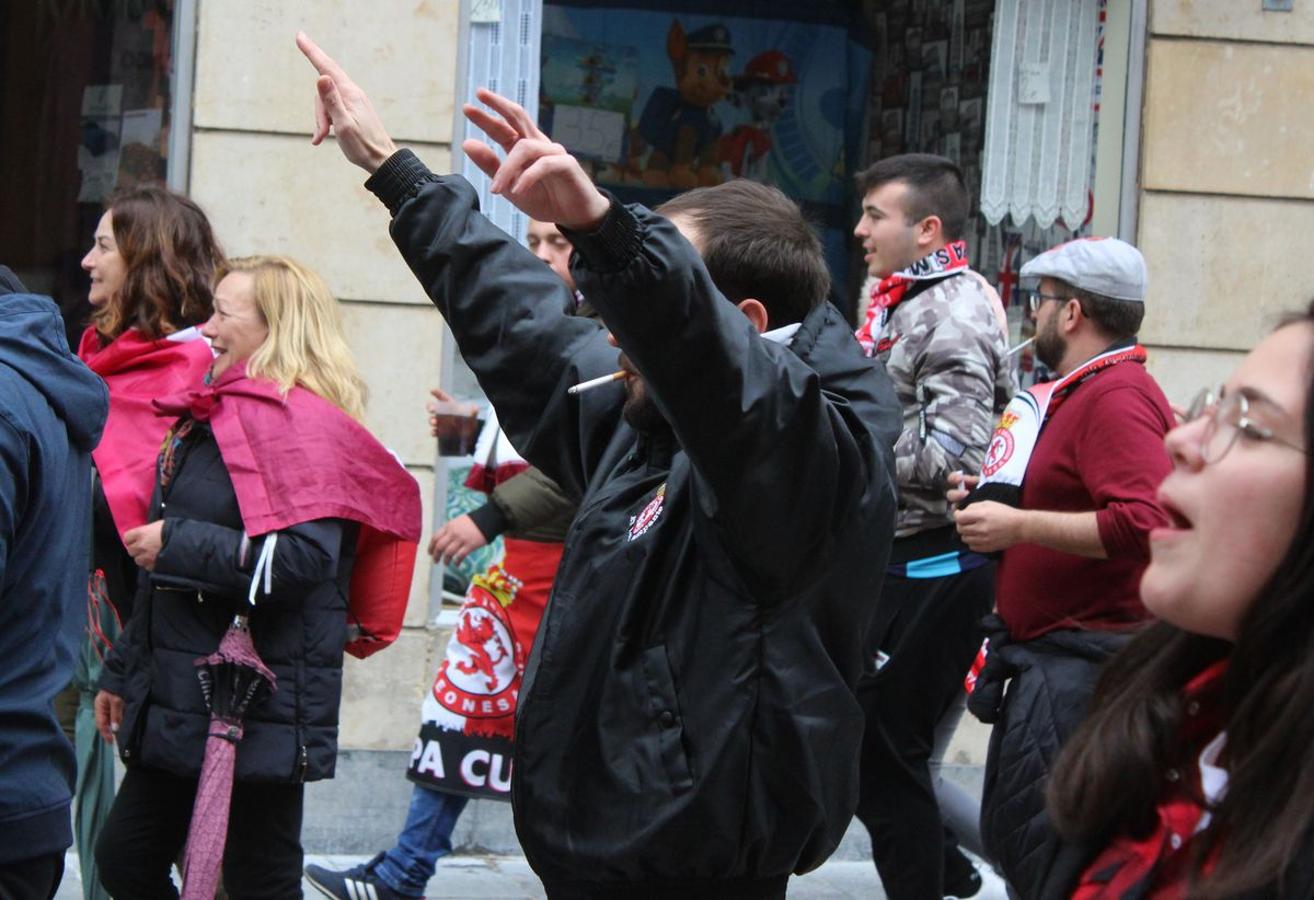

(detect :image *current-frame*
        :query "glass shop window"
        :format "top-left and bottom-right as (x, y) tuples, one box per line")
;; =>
(0, 1), (178, 346)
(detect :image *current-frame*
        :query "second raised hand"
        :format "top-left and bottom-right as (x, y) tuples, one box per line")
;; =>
(296, 31), (398, 173)
(461, 88), (610, 231)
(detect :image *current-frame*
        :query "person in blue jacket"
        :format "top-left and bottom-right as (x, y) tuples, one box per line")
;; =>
(0, 265), (109, 900)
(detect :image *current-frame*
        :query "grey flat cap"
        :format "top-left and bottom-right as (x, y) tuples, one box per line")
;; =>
(1020, 237), (1147, 303)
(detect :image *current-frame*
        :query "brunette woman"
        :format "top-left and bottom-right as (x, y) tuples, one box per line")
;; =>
(1045, 303), (1314, 898)
(72, 184), (222, 898)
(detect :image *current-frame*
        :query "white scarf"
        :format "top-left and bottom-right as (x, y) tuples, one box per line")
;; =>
(968, 342), (1148, 506)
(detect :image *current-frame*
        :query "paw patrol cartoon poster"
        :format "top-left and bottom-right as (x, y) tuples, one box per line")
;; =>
(540, 0), (872, 300)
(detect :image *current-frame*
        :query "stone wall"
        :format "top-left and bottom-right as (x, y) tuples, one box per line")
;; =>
(1140, 0), (1314, 401)
(187, 0), (461, 752)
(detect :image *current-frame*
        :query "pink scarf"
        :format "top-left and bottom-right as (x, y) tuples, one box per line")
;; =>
(78, 326), (214, 537)
(155, 363), (422, 658)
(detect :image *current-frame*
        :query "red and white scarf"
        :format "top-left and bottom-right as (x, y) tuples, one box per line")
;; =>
(855, 240), (971, 355)
(463, 409), (529, 495)
(970, 342), (1148, 506)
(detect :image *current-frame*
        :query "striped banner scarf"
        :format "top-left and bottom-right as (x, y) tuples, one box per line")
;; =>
(855, 240), (971, 356)
(967, 341), (1148, 508)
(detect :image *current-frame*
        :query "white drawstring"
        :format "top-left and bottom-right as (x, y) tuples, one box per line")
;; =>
(247, 532), (278, 606)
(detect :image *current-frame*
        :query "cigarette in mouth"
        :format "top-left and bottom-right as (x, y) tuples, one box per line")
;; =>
(1005, 337), (1034, 358)
(567, 323), (803, 396)
(567, 370), (626, 395)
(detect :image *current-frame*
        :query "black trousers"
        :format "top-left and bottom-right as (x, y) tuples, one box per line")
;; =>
(96, 765), (304, 900)
(0, 853), (65, 900)
(854, 563), (995, 900)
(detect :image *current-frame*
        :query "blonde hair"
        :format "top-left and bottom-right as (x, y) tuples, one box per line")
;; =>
(215, 255), (367, 420)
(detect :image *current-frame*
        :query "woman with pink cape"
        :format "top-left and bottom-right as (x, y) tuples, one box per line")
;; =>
(74, 184), (222, 900)
(93, 256), (421, 898)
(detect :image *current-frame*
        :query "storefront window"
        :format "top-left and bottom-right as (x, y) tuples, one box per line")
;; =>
(0, 0), (180, 345)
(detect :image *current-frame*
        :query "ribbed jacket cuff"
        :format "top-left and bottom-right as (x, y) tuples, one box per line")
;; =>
(365, 149), (437, 217)
(560, 194), (643, 275)
(467, 500), (510, 542)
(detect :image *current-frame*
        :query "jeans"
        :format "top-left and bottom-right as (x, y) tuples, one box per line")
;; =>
(373, 786), (469, 896)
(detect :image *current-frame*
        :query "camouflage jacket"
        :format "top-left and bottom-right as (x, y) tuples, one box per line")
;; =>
(872, 268), (1015, 537)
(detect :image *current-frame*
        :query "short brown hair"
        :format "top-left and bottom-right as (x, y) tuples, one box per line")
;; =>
(657, 179), (829, 325)
(92, 185), (224, 342)
(1052, 279), (1145, 340)
(854, 153), (970, 242)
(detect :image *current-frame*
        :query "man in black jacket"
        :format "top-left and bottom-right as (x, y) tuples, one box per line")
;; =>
(300, 34), (900, 899)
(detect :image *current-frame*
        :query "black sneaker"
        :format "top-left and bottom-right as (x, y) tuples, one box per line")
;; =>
(944, 844), (981, 898)
(944, 854), (1009, 900)
(305, 853), (415, 900)
(944, 868), (983, 899)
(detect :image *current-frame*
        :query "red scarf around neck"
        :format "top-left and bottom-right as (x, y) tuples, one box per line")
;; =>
(972, 342), (1148, 507)
(856, 241), (970, 355)
(1045, 341), (1149, 419)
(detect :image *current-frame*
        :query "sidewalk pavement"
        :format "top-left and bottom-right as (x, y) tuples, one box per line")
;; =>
(56, 852), (890, 899)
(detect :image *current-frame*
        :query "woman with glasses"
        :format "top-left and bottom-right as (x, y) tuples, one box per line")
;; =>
(1043, 302), (1314, 897)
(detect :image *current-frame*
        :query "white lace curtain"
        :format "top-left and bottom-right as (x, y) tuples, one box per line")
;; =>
(980, 0), (1101, 230)
(458, 0), (543, 242)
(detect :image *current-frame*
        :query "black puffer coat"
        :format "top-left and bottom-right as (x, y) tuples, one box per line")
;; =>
(969, 615), (1131, 899)
(100, 419), (355, 783)
(369, 152), (901, 896)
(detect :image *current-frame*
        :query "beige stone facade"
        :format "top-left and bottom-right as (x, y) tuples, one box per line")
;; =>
(1139, 0), (1314, 402)
(187, 1), (461, 752)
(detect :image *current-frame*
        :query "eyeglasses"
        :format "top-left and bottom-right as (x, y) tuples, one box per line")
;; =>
(1185, 387), (1308, 464)
(1027, 290), (1067, 314)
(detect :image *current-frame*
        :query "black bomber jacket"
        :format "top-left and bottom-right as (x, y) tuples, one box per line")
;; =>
(369, 150), (900, 896)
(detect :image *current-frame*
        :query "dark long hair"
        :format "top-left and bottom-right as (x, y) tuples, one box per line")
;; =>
(91, 185), (224, 343)
(1048, 302), (1314, 897)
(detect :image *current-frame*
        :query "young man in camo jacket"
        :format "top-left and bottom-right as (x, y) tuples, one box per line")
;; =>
(851, 153), (1015, 900)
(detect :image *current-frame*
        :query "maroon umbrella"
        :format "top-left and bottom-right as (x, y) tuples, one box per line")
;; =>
(181, 614), (276, 899)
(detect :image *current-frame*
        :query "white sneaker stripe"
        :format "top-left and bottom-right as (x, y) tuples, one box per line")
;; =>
(345, 880), (361, 900)
(366, 884), (378, 900)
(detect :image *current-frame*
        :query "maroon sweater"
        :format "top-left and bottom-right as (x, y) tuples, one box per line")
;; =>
(996, 360), (1174, 642)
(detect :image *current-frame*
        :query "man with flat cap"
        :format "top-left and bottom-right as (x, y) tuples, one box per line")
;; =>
(947, 238), (1175, 897)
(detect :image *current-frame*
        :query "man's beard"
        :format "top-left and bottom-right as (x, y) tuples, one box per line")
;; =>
(1034, 316), (1066, 372)
(621, 377), (667, 432)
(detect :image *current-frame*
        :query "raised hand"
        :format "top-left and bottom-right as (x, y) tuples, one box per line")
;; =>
(296, 31), (398, 173)
(462, 88), (609, 230)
